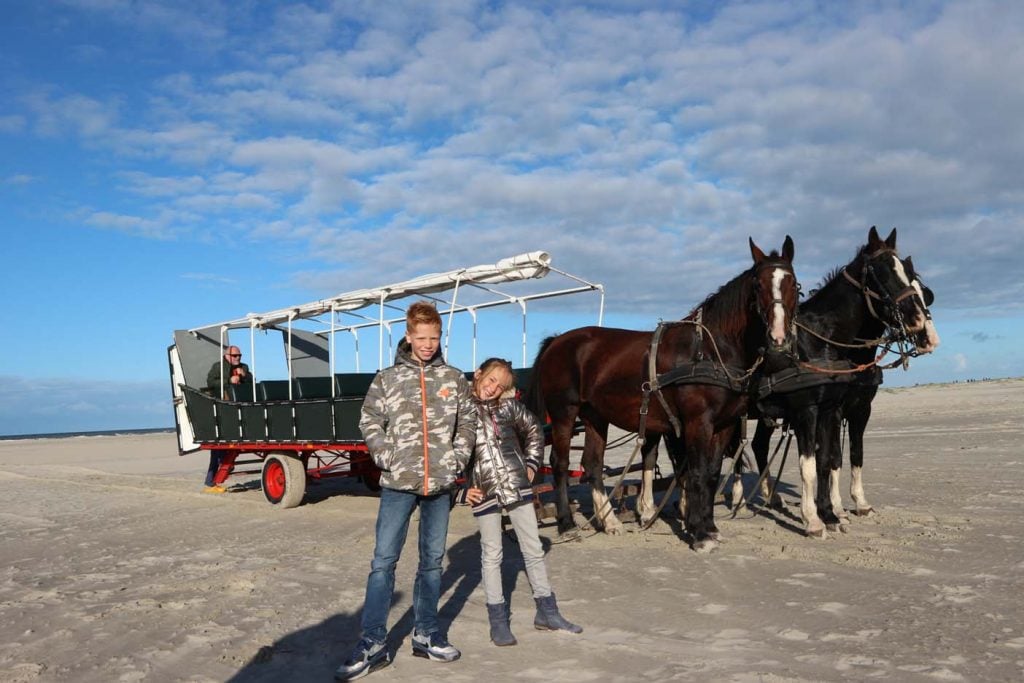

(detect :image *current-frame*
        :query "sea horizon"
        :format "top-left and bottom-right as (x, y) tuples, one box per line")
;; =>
(0, 427), (175, 441)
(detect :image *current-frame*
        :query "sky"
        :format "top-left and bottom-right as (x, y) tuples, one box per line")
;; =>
(1, 0), (1022, 436)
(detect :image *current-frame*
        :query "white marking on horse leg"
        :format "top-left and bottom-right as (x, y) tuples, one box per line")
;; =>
(850, 465), (873, 515)
(770, 268), (788, 345)
(828, 468), (848, 525)
(759, 474), (781, 508)
(591, 484), (623, 534)
(800, 454), (826, 538)
(637, 465), (655, 526)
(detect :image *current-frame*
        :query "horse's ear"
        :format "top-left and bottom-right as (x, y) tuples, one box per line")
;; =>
(904, 255), (916, 276)
(905, 255), (935, 305)
(781, 235), (794, 262)
(749, 237), (766, 263)
(885, 227), (897, 249)
(868, 225), (882, 250)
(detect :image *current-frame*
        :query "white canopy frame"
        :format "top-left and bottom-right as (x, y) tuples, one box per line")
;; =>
(194, 251), (604, 387)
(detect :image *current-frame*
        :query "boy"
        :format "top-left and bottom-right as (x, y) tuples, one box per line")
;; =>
(336, 301), (476, 681)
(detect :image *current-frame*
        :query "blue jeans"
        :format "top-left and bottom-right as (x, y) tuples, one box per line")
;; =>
(361, 488), (452, 642)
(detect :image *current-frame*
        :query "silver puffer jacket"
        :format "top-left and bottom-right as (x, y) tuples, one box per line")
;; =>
(468, 394), (544, 509)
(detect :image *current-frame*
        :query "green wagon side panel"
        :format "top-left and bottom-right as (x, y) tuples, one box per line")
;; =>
(295, 400), (334, 441)
(183, 386), (218, 442)
(333, 398), (364, 441)
(217, 403), (243, 442)
(239, 403), (267, 441)
(266, 402), (295, 441)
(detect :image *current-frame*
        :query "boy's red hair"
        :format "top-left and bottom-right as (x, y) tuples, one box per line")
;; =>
(406, 301), (442, 330)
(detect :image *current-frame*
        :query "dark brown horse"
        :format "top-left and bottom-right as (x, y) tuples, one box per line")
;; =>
(525, 237), (799, 552)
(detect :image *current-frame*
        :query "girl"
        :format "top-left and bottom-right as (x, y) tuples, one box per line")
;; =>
(464, 358), (582, 646)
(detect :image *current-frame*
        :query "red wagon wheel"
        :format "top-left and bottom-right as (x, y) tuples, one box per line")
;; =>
(261, 453), (307, 508)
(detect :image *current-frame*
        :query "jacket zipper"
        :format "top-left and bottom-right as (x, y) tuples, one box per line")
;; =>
(419, 364), (429, 495)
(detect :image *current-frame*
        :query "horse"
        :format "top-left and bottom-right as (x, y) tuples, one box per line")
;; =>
(840, 255), (937, 517)
(525, 236), (799, 553)
(743, 227), (939, 537)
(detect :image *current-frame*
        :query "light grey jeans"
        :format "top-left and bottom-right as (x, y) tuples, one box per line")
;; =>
(477, 500), (551, 604)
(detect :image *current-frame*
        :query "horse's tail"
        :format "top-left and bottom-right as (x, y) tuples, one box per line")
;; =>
(523, 334), (558, 420)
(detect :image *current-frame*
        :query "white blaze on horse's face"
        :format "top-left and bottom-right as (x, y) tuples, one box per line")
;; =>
(770, 267), (790, 347)
(910, 277), (941, 353)
(889, 255), (927, 333)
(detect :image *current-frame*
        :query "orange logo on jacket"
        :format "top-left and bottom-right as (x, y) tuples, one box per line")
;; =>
(437, 387), (451, 399)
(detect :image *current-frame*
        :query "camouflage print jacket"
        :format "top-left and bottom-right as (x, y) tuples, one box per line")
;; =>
(359, 341), (476, 495)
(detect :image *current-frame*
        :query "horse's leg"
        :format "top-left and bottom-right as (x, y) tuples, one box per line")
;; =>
(751, 418), (784, 509)
(705, 424), (737, 539)
(550, 414), (580, 538)
(817, 408), (848, 532)
(664, 432), (687, 522)
(636, 434), (662, 527)
(791, 409), (826, 539)
(847, 387), (876, 516)
(582, 419), (623, 534)
(682, 418), (719, 553)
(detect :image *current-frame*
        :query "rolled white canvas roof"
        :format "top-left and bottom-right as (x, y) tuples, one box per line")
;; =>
(196, 251), (553, 331)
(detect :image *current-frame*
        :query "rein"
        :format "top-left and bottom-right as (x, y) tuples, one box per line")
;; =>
(784, 253), (926, 381)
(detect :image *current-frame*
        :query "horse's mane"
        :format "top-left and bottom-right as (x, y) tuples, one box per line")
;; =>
(683, 249), (787, 338)
(807, 242), (883, 298)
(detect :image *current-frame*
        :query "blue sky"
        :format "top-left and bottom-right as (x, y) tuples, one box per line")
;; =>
(1, 0), (1022, 435)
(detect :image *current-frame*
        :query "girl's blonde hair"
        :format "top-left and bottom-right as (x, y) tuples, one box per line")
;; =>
(473, 357), (515, 393)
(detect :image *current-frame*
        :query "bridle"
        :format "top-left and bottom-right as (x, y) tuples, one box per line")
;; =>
(841, 248), (927, 339)
(752, 259), (798, 353)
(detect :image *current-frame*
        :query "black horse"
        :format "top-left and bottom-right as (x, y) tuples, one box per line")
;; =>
(745, 227), (939, 537)
(526, 237), (799, 552)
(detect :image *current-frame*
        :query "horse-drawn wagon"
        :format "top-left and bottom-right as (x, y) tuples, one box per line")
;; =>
(167, 251), (603, 508)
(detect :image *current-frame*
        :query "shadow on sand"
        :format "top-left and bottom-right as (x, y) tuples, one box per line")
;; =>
(227, 518), (549, 681)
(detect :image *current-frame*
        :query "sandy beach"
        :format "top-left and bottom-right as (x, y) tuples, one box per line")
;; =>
(1, 378), (1022, 682)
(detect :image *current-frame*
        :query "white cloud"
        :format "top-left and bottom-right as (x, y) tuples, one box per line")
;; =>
(9, 0), (1024, 319)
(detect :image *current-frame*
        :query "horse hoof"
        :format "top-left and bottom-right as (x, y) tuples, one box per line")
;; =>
(693, 538), (719, 554)
(826, 522), (847, 533)
(805, 524), (827, 539)
(851, 507), (875, 517)
(769, 495), (785, 510)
